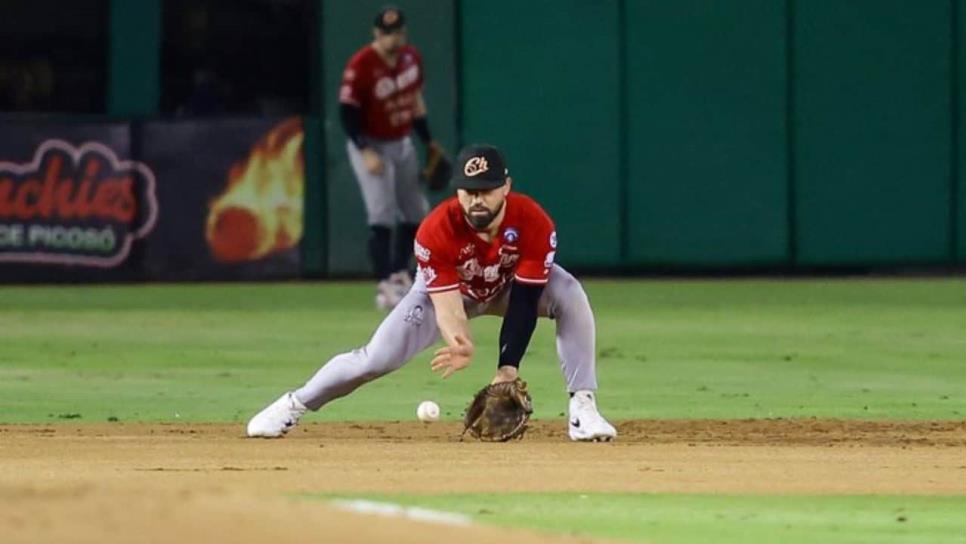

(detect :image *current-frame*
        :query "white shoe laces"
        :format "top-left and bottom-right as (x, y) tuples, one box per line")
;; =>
(285, 393), (307, 415)
(572, 392), (593, 412)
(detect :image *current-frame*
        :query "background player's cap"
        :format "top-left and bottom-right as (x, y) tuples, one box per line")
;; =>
(374, 6), (406, 32)
(451, 144), (509, 190)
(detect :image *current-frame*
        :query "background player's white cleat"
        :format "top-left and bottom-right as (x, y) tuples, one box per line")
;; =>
(389, 270), (413, 299)
(568, 390), (617, 442)
(246, 391), (308, 438)
(375, 279), (402, 311)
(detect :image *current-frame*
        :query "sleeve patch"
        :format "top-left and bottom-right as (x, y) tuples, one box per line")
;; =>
(419, 265), (438, 285)
(414, 239), (431, 262)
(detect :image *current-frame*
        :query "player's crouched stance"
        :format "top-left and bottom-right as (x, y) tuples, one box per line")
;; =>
(247, 145), (616, 442)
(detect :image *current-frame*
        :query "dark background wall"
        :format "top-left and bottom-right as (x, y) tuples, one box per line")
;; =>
(2, 0), (964, 277)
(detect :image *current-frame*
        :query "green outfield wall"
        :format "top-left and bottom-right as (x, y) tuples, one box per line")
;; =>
(625, 0), (789, 267)
(793, 0), (952, 266)
(959, 0), (966, 263)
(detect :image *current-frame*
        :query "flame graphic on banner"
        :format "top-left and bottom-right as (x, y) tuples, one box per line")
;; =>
(206, 117), (304, 263)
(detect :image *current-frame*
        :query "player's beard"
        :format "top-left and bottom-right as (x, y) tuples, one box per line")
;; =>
(463, 201), (504, 231)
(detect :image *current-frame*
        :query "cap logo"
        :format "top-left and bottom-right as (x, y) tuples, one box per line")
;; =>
(463, 156), (490, 177)
(383, 10), (399, 25)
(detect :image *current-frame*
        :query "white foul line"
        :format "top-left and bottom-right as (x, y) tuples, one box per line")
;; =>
(331, 499), (473, 527)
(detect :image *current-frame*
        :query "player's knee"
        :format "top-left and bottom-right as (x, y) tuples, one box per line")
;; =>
(367, 209), (395, 227)
(551, 270), (589, 312)
(359, 345), (400, 376)
(554, 268), (581, 294)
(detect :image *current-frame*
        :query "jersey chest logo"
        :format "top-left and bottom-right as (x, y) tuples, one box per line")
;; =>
(482, 264), (500, 282)
(458, 258), (482, 281)
(498, 244), (519, 268)
(457, 255), (510, 285)
(374, 77), (395, 100)
(373, 64), (420, 100)
(499, 252), (519, 268)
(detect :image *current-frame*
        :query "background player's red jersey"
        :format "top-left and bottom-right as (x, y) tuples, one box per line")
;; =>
(414, 193), (557, 302)
(339, 44), (423, 140)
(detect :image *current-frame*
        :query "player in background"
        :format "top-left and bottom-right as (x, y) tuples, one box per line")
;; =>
(340, 6), (443, 310)
(247, 144), (617, 442)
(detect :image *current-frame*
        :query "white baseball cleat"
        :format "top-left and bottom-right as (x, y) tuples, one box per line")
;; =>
(568, 390), (617, 442)
(246, 391), (308, 438)
(375, 279), (402, 311)
(389, 270), (413, 299)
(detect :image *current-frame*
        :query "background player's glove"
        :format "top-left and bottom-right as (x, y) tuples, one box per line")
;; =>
(462, 378), (533, 442)
(361, 147), (385, 176)
(421, 141), (452, 192)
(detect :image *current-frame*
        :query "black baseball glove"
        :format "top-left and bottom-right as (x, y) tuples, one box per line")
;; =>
(421, 141), (452, 192)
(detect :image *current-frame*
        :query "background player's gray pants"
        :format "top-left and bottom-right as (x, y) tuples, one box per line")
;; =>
(294, 264), (599, 410)
(346, 137), (428, 226)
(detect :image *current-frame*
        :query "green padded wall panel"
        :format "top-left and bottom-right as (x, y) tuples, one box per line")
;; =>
(794, 0), (951, 265)
(626, 0), (789, 266)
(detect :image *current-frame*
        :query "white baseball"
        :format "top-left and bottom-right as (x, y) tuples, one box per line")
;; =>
(416, 400), (440, 422)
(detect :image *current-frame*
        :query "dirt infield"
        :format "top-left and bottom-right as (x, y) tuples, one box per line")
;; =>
(2, 419), (966, 543)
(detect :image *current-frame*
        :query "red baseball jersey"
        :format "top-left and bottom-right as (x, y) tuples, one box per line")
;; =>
(414, 193), (557, 302)
(339, 44), (423, 140)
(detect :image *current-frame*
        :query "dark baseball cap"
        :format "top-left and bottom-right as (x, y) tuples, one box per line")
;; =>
(374, 6), (405, 32)
(451, 144), (509, 190)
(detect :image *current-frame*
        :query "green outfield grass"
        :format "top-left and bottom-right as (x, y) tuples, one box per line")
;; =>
(319, 493), (966, 544)
(1, 278), (965, 423)
(3, 279), (965, 544)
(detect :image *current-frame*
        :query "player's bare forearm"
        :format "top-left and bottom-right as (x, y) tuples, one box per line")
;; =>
(428, 289), (474, 378)
(429, 289), (471, 347)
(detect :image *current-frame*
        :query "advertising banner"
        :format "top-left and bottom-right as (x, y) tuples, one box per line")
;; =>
(0, 117), (305, 282)
(139, 117), (304, 281)
(0, 122), (153, 282)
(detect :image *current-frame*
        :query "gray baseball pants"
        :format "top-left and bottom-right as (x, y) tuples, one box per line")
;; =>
(347, 137), (428, 227)
(294, 264), (599, 410)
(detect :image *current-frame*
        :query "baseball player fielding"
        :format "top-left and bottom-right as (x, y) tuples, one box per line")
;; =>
(247, 143), (616, 442)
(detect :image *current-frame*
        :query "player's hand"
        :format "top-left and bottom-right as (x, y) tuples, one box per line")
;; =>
(430, 334), (474, 379)
(361, 147), (385, 176)
(491, 365), (519, 384)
